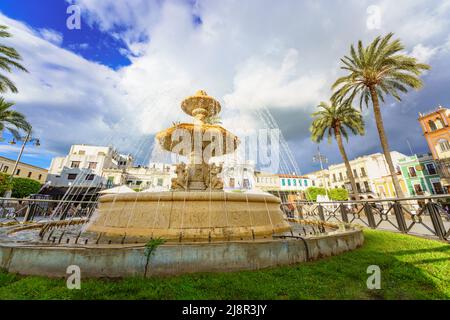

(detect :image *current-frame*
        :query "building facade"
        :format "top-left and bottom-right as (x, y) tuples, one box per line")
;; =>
(305, 151), (407, 199)
(398, 154), (445, 196)
(221, 161), (256, 191)
(418, 106), (450, 191)
(103, 162), (175, 191)
(46, 145), (133, 188)
(372, 173), (409, 198)
(0, 155), (48, 183)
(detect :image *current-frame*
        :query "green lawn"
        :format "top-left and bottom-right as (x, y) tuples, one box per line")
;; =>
(0, 230), (449, 300)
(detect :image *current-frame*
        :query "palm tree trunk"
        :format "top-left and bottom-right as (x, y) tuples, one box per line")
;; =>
(335, 128), (360, 200)
(369, 86), (405, 198)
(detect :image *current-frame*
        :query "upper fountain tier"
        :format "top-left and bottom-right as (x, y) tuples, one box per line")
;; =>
(155, 90), (239, 157)
(181, 90), (221, 121)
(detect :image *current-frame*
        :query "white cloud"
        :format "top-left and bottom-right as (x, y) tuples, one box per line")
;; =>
(2, 0), (450, 171)
(38, 28), (63, 46)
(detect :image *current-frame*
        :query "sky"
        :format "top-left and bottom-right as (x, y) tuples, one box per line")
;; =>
(0, 0), (449, 174)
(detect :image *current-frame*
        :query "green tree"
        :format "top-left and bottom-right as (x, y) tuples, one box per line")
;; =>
(0, 172), (12, 195)
(310, 101), (364, 200)
(331, 33), (430, 198)
(10, 177), (41, 198)
(0, 25), (28, 93)
(0, 97), (31, 140)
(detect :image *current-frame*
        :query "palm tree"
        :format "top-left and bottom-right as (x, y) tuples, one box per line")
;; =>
(0, 97), (31, 141)
(331, 33), (430, 198)
(311, 101), (365, 200)
(0, 25), (28, 93)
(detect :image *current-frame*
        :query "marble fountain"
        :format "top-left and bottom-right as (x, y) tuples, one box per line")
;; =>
(0, 91), (363, 278)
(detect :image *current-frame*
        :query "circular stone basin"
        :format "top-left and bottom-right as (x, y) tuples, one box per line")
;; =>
(181, 90), (221, 118)
(86, 191), (291, 242)
(155, 123), (239, 156)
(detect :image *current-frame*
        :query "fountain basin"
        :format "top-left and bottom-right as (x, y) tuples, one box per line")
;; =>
(87, 191), (291, 242)
(0, 227), (364, 278)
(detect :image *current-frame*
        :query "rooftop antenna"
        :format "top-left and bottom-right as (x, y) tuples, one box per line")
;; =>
(406, 138), (415, 156)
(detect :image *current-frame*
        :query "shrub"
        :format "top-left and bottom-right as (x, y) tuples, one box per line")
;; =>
(10, 177), (41, 198)
(0, 173), (12, 196)
(305, 187), (349, 201)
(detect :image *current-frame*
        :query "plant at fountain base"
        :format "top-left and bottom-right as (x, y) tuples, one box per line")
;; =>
(144, 238), (166, 277)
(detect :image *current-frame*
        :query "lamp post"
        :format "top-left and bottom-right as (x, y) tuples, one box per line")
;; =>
(313, 146), (329, 199)
(4, 130), (40, 198)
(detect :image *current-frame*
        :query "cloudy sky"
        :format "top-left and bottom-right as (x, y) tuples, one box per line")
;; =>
(0, 0), (449, 174)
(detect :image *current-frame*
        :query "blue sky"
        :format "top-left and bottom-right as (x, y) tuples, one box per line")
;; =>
(0, 0), (449, 174)
(0, 0), (131, 69)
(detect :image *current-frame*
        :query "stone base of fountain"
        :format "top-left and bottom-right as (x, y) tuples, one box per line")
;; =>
(87, 191), (291, 242)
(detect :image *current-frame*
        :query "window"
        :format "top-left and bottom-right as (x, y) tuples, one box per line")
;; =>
(107, 177), (114, 187)
(85, 174), (95, 181)
(413, 184), (423, 195)
(78, 150), (86, 155)
(304, 180), (308, 187)
(432, 182), (444, 194)
(426, 163), (437, 175)
(287, 179), (291, 186)
(356, 182), (362, 193)
(299, 179), (302, 186)
(360, 167), (367, 177)
(436, 118), (445, 129)
(353, 169), (358, 178)
(67, 174), (77, 180)
(98, 152), (106, 156)
(408, 167), (417, 177)
(428, 120), (438, 131)
(157, 179), (164, 186)
(339, 172), (343, 181)
(332, 174), (336, 182)
(71, 161), (81, 168)
(229, 178), (235, 188)
(281, 179), (286, 186)
(243, 179), (250, 189)
(16, 169), (20, 175)
(136, 181), (142, 185)
(88, 162), (97, 170)
(293, 179), (297, 186)
(27, 172), (32, 178)
(364, 181), (370, 192)
(2, 166), (8, 173)
(438, 139), (450, 152)
(38, 174), (42, 180)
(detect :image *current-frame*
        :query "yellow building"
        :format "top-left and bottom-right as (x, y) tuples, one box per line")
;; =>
(373, 173), (409, 198)
(0, 156), (48, 183)
(418, 106), (450, 191)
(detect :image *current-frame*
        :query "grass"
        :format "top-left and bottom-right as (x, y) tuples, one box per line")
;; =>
(0, 230), (449, 300)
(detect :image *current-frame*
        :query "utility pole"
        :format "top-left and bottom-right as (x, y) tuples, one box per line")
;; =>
(313, 146), (329, 199)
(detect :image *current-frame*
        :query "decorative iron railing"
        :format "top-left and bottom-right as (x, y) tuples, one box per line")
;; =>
(282, 195), (450, 241)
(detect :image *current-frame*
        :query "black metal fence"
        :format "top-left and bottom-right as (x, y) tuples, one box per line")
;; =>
(0, 197), (97, 223)
(284, 195), (450, 241)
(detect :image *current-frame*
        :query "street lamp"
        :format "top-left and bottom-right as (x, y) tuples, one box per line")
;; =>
(313, 146), (329, 199)
(4, 130), (41, 198)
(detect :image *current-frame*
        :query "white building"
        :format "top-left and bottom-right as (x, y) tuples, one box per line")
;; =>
(221, 160), (256, 191)
(103, 162), (175, 191)
(47, 145), (133, 188)
(305, 151), (407, 199)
